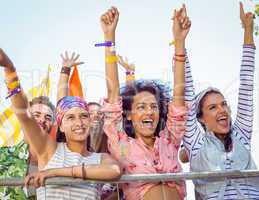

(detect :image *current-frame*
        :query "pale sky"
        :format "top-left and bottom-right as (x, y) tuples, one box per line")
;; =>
(0, 0), (258, 199)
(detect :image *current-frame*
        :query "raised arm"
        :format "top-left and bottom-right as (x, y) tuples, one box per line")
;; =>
(57, 52), (84, 101)
(176, 6), (204, 156)
(0, 49), (56, 162)
(25, 153), (121, 188)
(100, 7), (120, 103)
(165, 5), (192, 145)
(117, 55), (136, 85)
(233, 2), (256, 142)
(172, 5), (191, 106)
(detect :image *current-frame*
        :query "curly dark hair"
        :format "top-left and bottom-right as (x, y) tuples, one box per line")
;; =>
(120, 79), (172, 138)
(196, 90), (232, 152)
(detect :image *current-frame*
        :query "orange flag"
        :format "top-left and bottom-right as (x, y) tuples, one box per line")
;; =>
(69, 65), (84, 98)
(50, 123), (58, 140)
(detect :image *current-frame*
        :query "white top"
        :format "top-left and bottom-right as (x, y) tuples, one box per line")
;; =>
(37, 142), (102, 200)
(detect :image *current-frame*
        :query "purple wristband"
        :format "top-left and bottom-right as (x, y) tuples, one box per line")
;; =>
(94, 41), (114, 47)
(6, 86), (21, 99)
(126, 70), (135, 75)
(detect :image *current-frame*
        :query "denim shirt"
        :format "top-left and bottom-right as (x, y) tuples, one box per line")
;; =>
(191, 131), (259, 199)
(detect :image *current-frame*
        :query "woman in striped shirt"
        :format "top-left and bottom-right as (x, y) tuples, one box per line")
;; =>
(183, 3), (259, 199)
(0, 50), (121, 200)
(56, 52), (118, 200)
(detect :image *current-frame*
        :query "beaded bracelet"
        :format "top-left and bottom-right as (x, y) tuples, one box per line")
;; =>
(61, 66), (71, 75)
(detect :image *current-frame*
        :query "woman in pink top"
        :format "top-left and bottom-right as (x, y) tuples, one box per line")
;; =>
(100, 5), (191, 200)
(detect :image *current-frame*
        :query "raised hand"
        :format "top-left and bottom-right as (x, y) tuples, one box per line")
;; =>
(172, 4), (191, 42)
(101, 7), (120, 103)
(0, 48), (14, 70)
(100, 6), (119, 35)
(117, 55), (135, 71)
(240, 2), (254, 30)
(60, 51), (84, 68)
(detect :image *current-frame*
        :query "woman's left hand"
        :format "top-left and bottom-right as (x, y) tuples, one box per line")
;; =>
(240, 2), (254, 30)
(172, 4), (191, 42)
(0, 48), (14, 70)
(61, 51), (84, 68)
(24, 170), (52, 188)
(117, 55), (135, 71)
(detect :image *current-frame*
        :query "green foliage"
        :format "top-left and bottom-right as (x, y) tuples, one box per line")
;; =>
(0, 141), (32, 199)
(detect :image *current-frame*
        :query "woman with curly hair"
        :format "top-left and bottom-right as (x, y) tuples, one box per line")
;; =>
(99, 5), (191, 200)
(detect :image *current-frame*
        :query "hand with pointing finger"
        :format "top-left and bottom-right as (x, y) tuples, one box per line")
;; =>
(172, 4), (191, 42)
(240, 2), (254, 31)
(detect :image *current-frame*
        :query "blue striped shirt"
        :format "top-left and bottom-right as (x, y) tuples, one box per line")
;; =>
(183, 45), (259, 199)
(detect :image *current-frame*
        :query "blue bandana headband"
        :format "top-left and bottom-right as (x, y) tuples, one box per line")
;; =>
(56, 96), (88, 126)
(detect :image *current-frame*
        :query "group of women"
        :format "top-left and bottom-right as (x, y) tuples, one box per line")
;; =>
(0, 3), (258, 200)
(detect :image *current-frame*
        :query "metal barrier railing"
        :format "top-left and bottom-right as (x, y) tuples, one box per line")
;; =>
(1, 170), (259, 186)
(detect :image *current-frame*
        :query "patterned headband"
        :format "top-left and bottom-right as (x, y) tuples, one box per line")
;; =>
(56, 96), (88, 126)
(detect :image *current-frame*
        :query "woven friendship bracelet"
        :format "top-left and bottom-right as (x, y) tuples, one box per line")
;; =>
(61, 66), (71, 75)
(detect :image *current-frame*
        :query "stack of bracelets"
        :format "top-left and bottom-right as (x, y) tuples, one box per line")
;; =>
(95, 41), (135, 82)
(5, 70), (22, 99)
(95, 41), (117, 64)
(60, 66), (71, 76)
(126, 69), (135, 82)
(173, 53), (186, 63)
